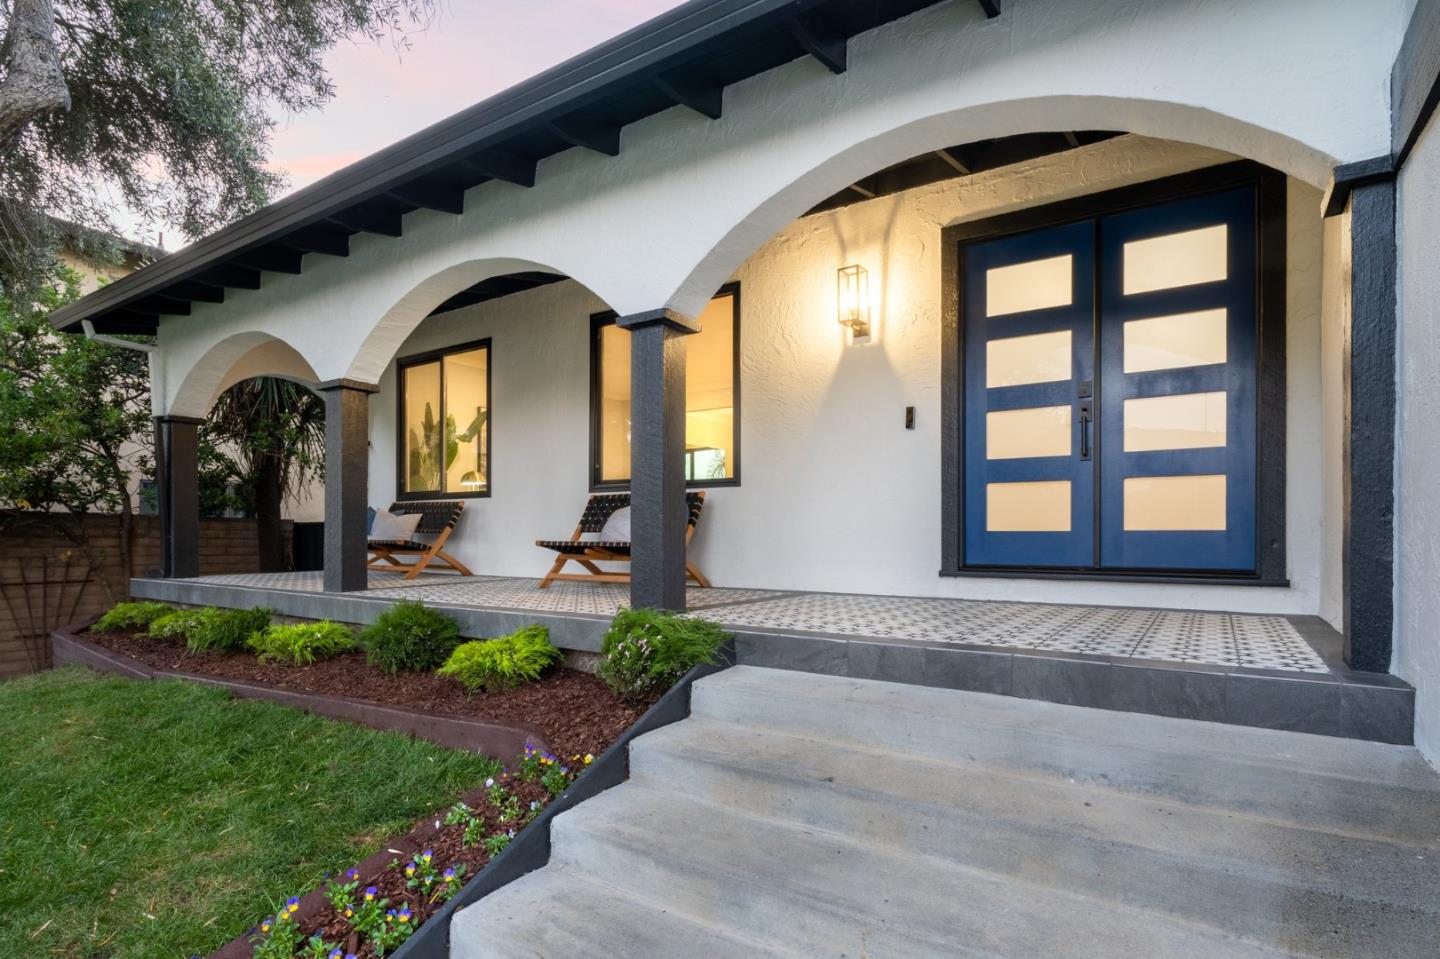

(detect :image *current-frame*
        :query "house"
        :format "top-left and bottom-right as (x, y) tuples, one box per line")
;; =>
(49, 0), (1440, 775)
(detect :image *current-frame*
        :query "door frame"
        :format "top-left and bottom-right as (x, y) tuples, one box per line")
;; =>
(939, 160), (1288, 585)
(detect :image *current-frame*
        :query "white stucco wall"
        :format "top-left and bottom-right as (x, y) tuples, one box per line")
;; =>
(154, 0), (1408, 418)
(1396, 109), (1440, 765)
(367, 136), (1333, 614)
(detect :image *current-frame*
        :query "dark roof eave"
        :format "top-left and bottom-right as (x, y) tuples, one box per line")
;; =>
(49, 0), (845, 333)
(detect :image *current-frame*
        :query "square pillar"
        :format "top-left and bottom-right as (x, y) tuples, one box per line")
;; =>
(318, 379), (377, 593)
(1343, 177), (1398, 672)
(154, 415), (202, 578)
(619, 308), (699, 611)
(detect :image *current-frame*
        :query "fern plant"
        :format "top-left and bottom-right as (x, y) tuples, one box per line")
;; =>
(436, 626), (559, 693)
(95, 602), (174, 632)
(248, 621), (355, 665)
(187, 607), (271, 653)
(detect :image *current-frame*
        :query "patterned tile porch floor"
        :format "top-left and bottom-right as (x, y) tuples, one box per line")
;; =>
(174, 571), (1329, 673)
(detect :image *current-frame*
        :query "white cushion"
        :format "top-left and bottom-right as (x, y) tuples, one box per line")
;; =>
(370, 509), (422, 542)
(599, 506), (631, 542)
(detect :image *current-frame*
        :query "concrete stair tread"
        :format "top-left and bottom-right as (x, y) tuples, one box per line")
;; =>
(627, 718), (1440, 954)
(690, 667), (1440, 832)
(449, 864), (800, 959)
(551, 782), (1302, 959)
(693, 667), (1436, 788)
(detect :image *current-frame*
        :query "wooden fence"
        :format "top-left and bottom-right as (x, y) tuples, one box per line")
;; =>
(0, 513), (285, 678)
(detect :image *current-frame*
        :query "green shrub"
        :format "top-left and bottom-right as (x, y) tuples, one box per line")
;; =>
(248, 621), (355, 665)
(187, 607), (271, 654)
(145, 608), (210, 642)
(358, 601), (461, 673)
(94, 601), (173, 632)
(436, 625), (559, 693)
(598, 609), (728, 703)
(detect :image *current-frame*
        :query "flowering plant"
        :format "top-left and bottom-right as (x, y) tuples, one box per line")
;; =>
(250, 897), (304, 959)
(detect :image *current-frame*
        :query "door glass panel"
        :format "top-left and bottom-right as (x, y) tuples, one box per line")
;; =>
(987, 330), (1072, 387)
(987, 481), (1071, 531)
(987, 406), (1071, 459)
(1123, 308), (1227, 373)
(1122, 224), (1227, 295)
(1123, 475), (1226, 530)
(1123, 391), (1227, 452)
(986, 254), (1072, 317)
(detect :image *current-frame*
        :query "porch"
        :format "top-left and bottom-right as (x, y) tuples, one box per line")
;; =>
(129, 570), (1415, 744)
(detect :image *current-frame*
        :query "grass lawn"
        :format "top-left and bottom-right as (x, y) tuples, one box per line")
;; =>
(0, 667), (501, 958)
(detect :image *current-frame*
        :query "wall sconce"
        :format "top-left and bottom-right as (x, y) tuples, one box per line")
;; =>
(837, 264), (870, 338)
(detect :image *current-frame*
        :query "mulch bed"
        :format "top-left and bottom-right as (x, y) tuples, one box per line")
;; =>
(83, 629), (649, 760)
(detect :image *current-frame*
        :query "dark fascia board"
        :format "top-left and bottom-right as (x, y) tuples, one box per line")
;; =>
(1393, 0), (1440, 168)
(50, 0), (915, 333)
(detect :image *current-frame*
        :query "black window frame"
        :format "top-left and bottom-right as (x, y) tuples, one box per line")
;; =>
(394, 336), (494, 501)
(939, 160), (1289, 586)
(589, 281), (742, 491)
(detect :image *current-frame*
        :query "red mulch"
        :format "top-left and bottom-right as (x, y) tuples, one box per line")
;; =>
(83, 629), (652, 765)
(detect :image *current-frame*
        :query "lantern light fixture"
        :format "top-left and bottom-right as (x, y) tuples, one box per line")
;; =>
(837, 264), (870, 338)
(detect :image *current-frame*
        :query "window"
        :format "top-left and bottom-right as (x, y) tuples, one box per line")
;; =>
(591, 285), (740, 488)
(396, 340), (491, 498)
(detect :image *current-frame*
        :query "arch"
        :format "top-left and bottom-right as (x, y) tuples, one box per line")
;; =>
(344, 256), (615, 384)
(168, 331), (320, 419)
(660, 95), (1337, 317)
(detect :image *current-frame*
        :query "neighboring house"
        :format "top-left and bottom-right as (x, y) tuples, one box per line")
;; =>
(48, 0), (1440, 766)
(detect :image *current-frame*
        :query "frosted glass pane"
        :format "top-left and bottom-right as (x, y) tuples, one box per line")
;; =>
(987, 481), (1071, 532)
(1124, 308), (1228, 373)
(1124, 392), (1227, 452)
(987, 405), (1072, 460)
(1123, 475), (1226, 531)
(1123, 224), (1227, 295)
(987, 330), (1072, 388)
(986, 254), (1073, 317)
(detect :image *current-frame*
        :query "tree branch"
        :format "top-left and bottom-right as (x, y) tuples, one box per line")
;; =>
(0, 0), (70, 155)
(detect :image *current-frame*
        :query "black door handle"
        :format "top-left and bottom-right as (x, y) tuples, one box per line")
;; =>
(1078, 402), (1092, 460)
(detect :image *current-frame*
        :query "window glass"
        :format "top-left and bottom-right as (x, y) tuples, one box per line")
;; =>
(1123, 308), (1227, 373)
(986, 405), (1071, 460)
(1123, 474), (1226, 530)
(985, 254), (1072, 317)
(595, 291), (738, 485)
(986, 480), (1071, 532)
(402, 361), (442, 493)
(399, 344), (490, 496)
(1122, 224), (1227, 295)
(444, 348), (490, 493)
(1123, 391), (1226, 452)
(986, 330), (1072, 388)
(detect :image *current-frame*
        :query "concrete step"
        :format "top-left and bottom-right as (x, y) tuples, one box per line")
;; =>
(548, 782), (1300, 959)
(448, 864), (800, 959)
(628, 718), (1440, 955)
(690, 666), (1440, 843)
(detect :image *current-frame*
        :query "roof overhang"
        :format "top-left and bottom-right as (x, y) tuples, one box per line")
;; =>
(52, 0), (1002, 335)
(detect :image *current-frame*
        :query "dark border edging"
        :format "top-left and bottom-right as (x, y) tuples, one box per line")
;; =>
(50, 622), (547, 759)
(389, 639), (736, 959)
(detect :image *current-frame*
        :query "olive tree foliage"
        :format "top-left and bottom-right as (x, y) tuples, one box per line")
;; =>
(0, 0), (437, 297)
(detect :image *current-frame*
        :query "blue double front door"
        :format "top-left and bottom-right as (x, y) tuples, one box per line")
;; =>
(962, 187), (1258, 572)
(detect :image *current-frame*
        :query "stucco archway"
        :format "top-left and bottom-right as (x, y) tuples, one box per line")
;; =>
(168, 331), (321, 419)
(659, 95), (1336, 318)
(345, 257), (621, 384)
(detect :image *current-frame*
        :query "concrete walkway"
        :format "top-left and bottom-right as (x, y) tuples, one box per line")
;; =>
(452, 666), (1440, 958)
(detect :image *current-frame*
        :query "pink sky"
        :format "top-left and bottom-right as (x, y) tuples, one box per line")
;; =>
(141, 0), (685, 247)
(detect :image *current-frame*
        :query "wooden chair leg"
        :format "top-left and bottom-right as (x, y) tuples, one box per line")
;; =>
(434, 550), (473, 577)
(686, 561), (713, 588)
(538, 555), (569, 588)
(403, 551), (435, 580)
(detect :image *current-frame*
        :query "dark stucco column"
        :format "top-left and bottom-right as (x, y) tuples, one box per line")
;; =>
(1343, 177), (1398, 673)
(620, 307), (699, 611)
(154, 415), (202, 578)
(318, 379), (377, 593)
